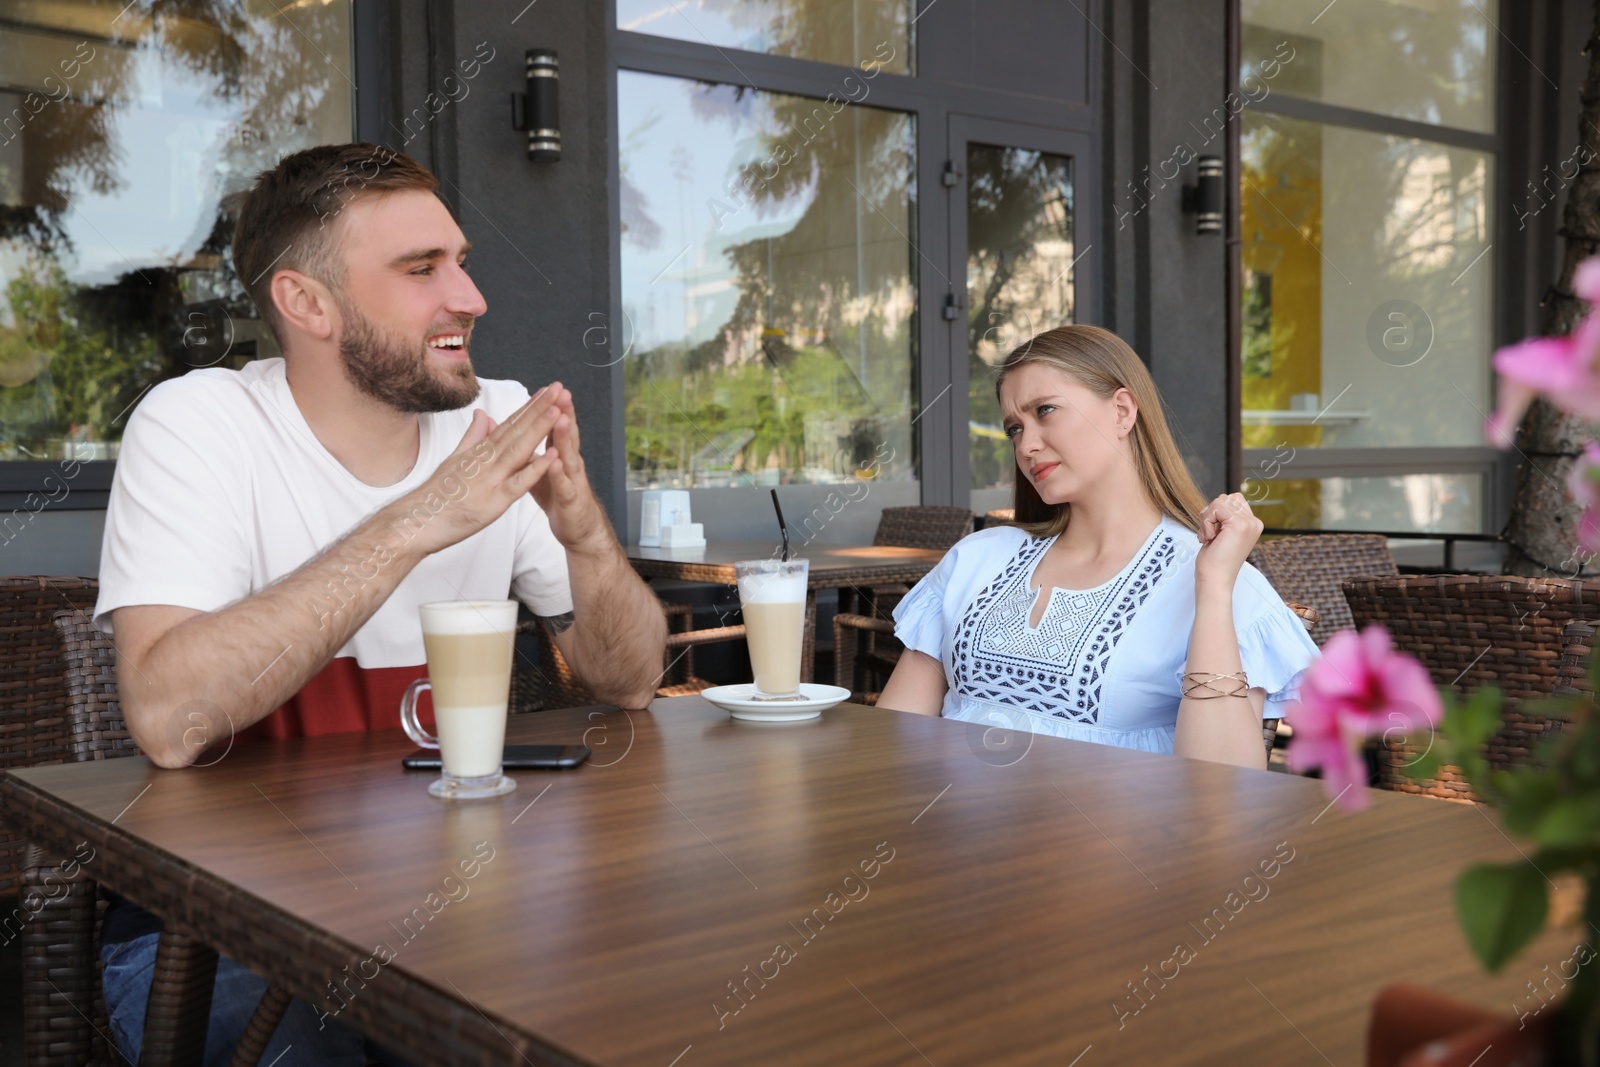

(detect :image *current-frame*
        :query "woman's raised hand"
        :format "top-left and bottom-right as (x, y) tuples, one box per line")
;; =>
(1194, 492), (1263, 587)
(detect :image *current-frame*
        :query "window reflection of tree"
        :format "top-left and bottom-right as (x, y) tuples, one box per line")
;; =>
(1243, 112), (1489, 451)
(0, 1), (348, 460)
(965, 148), (1073, 493)
(625, 82), (914, 489)
(1239, 11), (1489, 132)
(618, 0), (909, 73)
(1325, 134), (1488, 452)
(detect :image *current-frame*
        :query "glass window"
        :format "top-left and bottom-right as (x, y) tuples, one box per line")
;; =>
(1240, 112), (1493, 453)
(617, 0), (912, 75)
(964, 145), (1073, 514)
(0, 0), (354, 461)
(1239, 0), (1496, 536)
(1240, 0), (1495, 133)
(618, 70), (916, 491)
(1243, 473), (1483, 534)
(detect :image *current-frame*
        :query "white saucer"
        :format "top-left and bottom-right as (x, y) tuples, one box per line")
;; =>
(701, 683), (851, 721)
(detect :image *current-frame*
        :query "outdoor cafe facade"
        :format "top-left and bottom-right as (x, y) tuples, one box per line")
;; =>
(0, 0), (1583, 574)
(2, 3), (1598, 1065)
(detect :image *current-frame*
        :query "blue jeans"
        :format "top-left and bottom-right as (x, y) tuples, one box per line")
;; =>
(101, 933), (408, 1066)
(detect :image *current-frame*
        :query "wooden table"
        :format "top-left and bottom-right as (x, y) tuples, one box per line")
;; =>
(627, 542), (946, 681)
(1, 697), (1573, 1066)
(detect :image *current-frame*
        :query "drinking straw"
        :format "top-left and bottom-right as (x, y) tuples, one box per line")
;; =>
(770, 489), (791, 562)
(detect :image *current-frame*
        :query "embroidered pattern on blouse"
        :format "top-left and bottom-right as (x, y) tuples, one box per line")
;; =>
(950, 531), (1179, 721)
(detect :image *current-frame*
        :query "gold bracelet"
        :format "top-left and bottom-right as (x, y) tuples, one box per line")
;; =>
(1180, 671), (1249, 699)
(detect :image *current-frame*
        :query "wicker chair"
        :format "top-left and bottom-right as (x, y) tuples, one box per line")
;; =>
(833, 507), (975, 696)
(1556, 621), (1595, 700)
(874, 506), (976, 550)
(840, 504), (975, 613)
(521, 600), (748, 708)
(0, 576), (101, 897)
(1247, 534), (1397, 647)
(22, 609), (294, 1066)
(1345, 574), (1600, 801)
(832, 612), (897, 703)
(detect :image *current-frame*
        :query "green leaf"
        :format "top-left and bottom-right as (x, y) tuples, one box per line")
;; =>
(1498, 771), (1559, 836)
(1455, 862), (1549, 972)
(1572, 721), (1600, 785)
(1534, 792), (1600, 848)
(1531, 846), (1600, 877)
(1451, 750), (1493, 802)
(1411, 691), (1462, 776)
(1522, 696), (1582, 723)
(1406, 746), (1444, 782)
(1454, 687), (1505, 749)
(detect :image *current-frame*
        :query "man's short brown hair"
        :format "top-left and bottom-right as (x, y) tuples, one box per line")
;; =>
(232, 143), (440, 344)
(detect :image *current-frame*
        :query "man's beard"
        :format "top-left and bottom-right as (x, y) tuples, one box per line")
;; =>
(336, 299), (480, 413)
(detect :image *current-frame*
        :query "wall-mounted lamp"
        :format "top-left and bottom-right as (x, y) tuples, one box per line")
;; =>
(1181, 155), (1223, 235)
(510, 49), (560, 161)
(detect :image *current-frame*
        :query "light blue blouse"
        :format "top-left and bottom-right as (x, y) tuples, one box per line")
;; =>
(892, 518), (1320, 755)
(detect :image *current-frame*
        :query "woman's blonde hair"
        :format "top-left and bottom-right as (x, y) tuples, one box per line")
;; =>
(995, 324), (1208, 538)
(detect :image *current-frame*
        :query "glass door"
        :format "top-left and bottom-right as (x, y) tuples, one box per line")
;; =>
(946, 117), (1094, 516)
(618, 73), (917, 497)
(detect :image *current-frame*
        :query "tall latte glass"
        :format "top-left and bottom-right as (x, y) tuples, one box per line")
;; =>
(400, 600), (518, 799)
(735, 558), (809, 699)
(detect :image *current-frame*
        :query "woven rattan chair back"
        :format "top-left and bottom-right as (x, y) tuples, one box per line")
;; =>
(0, 577), (100, 896)
(872, 506), (974, 550)
(1555, 621), (1596, 700)
(27, 611), (294, 1066)
(839, 503), (969, 621)
(1344, 574), (1600, 800)
(1247, 535), (1396, 647)
(21, 609), (139, 1066)
(51, 610), (138, 763)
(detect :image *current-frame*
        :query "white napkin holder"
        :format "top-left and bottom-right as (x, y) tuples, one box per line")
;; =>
(658, 522), (706, 549)
(640, 489), (692, 547)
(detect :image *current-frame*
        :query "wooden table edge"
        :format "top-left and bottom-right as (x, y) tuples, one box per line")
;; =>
(0, 768), (599, 1067)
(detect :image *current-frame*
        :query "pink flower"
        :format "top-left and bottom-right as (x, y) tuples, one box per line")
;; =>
(1284, 698), (1370, 807)
(1577, 256), (1600, 304)
(1568, 441), (1600, 553)
(1485, 257), (1600, 448)
(1286, 626), (1443, 812)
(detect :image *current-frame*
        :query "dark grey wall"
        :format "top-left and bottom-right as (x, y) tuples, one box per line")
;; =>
(1483, 0), (1600, 526)
(386, 0), (622, 523)
(1147, 0), (1232, 496)
(1104, 0), (1233, 498)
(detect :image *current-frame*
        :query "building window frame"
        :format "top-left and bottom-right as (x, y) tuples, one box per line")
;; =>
(1231, 0), (1525, 538)
(606, 0), (1102, 511)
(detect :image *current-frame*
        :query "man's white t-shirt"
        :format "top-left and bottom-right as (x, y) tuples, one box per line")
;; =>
(95, 357), (572, 741)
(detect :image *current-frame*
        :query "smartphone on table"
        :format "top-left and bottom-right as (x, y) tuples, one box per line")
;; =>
(402, 744), (590, 770)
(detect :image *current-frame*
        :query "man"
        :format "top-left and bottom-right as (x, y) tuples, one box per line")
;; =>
(92, 143), (666, 1065)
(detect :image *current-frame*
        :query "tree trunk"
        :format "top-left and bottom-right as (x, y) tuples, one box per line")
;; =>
(1504, 9), (1600, 576)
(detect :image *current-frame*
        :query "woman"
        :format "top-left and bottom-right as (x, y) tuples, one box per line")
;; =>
(878, 325), (1317, 768)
